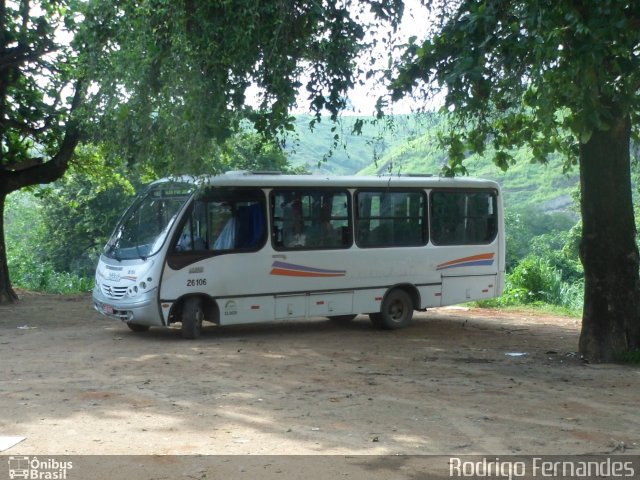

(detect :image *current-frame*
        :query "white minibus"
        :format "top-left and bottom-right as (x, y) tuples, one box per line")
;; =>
(93, 172), (505, 338)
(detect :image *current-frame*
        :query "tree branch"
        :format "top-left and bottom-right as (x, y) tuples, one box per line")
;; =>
(1, 79), (85, 193)
(0, 43), (59, 72)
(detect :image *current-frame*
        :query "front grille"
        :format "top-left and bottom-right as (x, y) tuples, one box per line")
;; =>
(101, 283), (128, 299)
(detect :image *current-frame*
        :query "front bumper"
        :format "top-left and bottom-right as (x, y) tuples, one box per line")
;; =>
(92, 286), (164, 327)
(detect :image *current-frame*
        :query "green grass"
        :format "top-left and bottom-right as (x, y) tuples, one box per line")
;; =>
(472, 300), (582, 318)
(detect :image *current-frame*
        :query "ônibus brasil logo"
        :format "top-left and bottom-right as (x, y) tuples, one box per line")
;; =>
(8, 456), (73, 479)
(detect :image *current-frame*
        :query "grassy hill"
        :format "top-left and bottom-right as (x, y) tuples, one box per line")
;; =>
(286, 114), (579, 212)
(284, 114), (425, 175)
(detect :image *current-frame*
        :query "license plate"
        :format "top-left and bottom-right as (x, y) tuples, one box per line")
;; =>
(103, 304), (114, 315)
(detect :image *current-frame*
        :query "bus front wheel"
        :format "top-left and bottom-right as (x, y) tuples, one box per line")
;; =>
(181, 297), (204, 339)
(370, 289), (414, 330)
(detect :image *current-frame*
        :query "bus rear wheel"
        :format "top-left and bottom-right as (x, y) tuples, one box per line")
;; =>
(370, 289), (414, 330)
(181, 297), (204, 339)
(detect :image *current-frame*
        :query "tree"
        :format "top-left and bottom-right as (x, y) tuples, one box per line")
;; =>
(0, 0), (84, 303)
(37, 146), (136, 277)
(215, 132), (297, 174)
(390, 0), (640, 361)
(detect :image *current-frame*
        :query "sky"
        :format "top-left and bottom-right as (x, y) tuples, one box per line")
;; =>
(244, 0), (437, 117)
(343, 0), (433, 116)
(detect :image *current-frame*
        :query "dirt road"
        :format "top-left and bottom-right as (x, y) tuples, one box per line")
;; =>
(1, 292), (638, 458)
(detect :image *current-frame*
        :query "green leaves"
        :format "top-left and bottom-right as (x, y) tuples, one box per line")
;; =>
(390, 0), (640, 175)
(79, 0), (403, 170)
(0, 0), (82, 174)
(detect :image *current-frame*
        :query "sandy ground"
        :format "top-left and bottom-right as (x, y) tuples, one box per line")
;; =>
(1, 292), (639, 477)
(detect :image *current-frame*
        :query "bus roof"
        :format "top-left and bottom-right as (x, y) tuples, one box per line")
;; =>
(155, 171), (501, 191)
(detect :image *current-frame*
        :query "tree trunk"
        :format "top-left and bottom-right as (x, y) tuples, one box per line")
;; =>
(578, 111), (640, 362)
(0, 191), (19, 303)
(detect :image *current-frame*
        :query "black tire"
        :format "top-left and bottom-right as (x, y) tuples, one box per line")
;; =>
(328, 314), (358, 322)
(127, 323), (150, 332)
(181, 297), (204, 339)
(369, 289), (414, 330)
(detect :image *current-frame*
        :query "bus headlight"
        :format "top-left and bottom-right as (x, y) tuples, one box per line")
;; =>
(128, 281), (152, 297)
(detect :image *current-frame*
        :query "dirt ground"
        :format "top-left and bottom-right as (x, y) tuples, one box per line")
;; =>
(1, 292), (638, 462)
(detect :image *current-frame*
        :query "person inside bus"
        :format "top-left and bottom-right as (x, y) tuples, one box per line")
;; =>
(176, 231), (207, 251)
(283, 195), (306, 247)
(175, 212), (207, 251)
(307, 196), (341, 247)
(212, 216), (235, 249)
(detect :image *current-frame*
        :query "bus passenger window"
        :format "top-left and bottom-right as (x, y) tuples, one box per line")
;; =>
(271, 189), (351, 250)
(355, 190), (427, 248)
(430, 190), (498, 245)
(211, 200), (266, 251)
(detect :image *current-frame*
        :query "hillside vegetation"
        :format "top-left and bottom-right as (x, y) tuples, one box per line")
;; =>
(287, 114), (579, 212)
(285, 115), (419, 175)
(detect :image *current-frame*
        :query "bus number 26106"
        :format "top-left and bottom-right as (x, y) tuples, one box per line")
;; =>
(187, 279), (207, 287)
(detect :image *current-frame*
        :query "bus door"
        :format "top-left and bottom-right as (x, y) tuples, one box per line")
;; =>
(430, 189), (500, 306)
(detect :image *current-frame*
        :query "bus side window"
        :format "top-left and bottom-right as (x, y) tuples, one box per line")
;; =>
(169, 188), (266, 265)
(355, 190), (427, 248)
(211, 201), (266, 251)
(271, 189), (351, 250)
(306, 193), (348, 247)
(430, 190), (498, 245)
(271, 193), (306, 247)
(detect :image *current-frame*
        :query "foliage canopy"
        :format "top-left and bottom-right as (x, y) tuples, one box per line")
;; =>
(80, 0), (403, 169)
(391, 0), (640, 172)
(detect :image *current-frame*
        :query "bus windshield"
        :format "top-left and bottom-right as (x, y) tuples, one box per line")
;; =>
(104, 182), (195, 261)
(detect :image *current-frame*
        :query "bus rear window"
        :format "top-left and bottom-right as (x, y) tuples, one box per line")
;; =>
(430, 190), (498, 245)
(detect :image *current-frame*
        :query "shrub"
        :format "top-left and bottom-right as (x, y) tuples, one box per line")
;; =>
(8, 253), (93, 294)
(508, 256), (564, 304)
(480, 255), (584, 313)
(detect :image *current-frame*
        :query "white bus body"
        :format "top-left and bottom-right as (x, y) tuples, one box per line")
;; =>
(93, 172), (505, 338)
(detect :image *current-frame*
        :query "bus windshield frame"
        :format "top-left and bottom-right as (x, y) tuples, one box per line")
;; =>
(103, 181), (195, 261)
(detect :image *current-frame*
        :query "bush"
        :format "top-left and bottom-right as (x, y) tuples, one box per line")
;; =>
(615, 349), (640, 364)
(557, 280), (584, 312)
(6, 190), (94, 294)
(479, 255), (584, 313)
(508, 256), (564, 304)
(8, 251), (93, 294)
